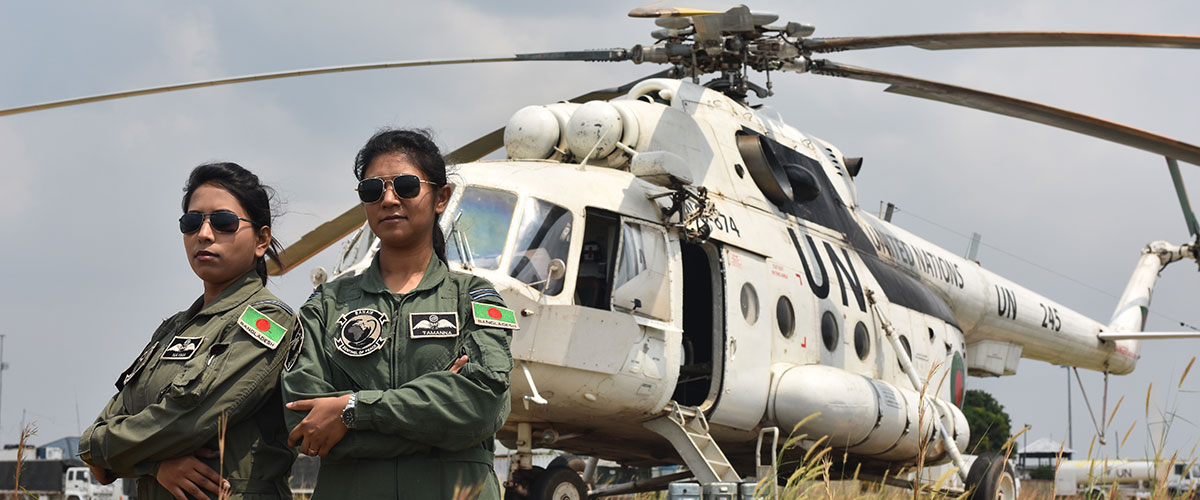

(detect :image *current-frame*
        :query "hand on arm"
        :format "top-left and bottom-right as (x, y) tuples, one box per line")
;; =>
(286, 394), (349, 457)
(155, 449), (230, 500)
(88, 464), (115, 485)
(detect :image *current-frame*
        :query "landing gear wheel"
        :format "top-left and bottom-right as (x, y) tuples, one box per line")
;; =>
(965, 452), (1018, 500)
(530, 466), (588, 500)
(504, 465), (544, 500)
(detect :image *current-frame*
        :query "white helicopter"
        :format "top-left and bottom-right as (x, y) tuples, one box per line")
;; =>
(7, 5), (1200, 500)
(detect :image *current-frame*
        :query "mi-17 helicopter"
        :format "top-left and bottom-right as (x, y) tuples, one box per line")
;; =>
(6, 4), (1200, 500)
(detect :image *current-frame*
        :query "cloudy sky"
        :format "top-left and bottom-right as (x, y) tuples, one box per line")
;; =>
(2, 1), (1198, 465)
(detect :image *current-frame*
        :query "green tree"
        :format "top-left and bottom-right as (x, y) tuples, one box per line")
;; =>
(963, 389), (1012, 453)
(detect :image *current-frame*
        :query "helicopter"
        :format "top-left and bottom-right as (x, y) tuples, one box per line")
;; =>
(4, 3), (1200, 500)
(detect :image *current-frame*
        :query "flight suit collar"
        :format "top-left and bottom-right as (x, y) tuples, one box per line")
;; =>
(193, 269), (265, 317)
(360, 253), (448, 296)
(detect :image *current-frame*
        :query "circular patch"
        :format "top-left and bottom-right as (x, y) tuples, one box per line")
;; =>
(255, 318), (271, 332)
(951, 351), (966, 407)
(334, 308), (389, 357)
(284, 322), (305, 371)
(487, 307), (502, 319)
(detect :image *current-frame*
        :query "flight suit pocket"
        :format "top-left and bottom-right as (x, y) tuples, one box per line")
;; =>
(165, 364), (206, 407)
(165, 342), (227, 407)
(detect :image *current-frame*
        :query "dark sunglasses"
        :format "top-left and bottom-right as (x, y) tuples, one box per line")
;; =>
(356, 174), (437, 204)
(179, 210), (254, 234)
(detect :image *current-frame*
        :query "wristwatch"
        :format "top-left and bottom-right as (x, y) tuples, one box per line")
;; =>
(341, 393), (357, 429)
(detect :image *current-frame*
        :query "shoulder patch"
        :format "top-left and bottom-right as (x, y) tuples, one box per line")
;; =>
(251, 299), (294, 316)
(471, 302), (520, 330)
(238, 306), (286, 349)
(284, 322), (305, 371)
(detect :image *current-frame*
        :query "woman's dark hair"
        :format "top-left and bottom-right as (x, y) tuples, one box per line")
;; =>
(181, 162), (283, 284)
(354, 128), (450, 262)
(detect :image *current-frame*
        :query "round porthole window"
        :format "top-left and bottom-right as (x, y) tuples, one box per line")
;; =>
(820, 311), (838, 351)
(740, 283), (759, 325)
(854, 321), (870, 360)
(777, 296), (795, 338)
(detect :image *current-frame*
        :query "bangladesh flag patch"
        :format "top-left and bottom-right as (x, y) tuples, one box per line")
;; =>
(238, 306), (286, 349)
(471, 302), (519, 330)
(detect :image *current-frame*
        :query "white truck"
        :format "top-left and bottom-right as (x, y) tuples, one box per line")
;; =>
(1054, 459), (1200, 499)
(0, 462), (131, 500)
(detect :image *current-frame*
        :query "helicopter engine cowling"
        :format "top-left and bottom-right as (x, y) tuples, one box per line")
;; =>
(768, 363), (968, 464)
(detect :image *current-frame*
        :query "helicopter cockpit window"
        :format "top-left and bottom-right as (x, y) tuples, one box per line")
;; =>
(612, 221), (671, 320)
(446, 186), (518, 271)
(508, 198), (572, 295)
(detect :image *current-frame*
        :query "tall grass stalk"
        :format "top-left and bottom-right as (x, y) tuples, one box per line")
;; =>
(12, 423), (36, 500)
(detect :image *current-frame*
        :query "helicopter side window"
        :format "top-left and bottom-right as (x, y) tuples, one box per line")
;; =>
(508, 198), (572, 295)
(612, 220), (671, 320)
(577, 208), (620, 309)
(447, 186), (519, 271)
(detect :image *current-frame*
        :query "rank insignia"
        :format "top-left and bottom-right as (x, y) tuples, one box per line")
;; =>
(471, 302), (520, 330)
(238, 306), (286, 349)
(284, 322), (305, 371)
(335, 308), (388, 357)
(409, 312), (459, 339)
(161, 336), (204, 361)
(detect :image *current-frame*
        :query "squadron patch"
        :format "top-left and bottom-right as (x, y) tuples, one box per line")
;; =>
(335, 308), (388, 357)
(116, 340), (159, 391)
(161, 336), (204, 361)
(284, 322), (305, 371)
(471, 302), (520, 330)
(409, 312), (459, 339)
(238, 306), (287, 349)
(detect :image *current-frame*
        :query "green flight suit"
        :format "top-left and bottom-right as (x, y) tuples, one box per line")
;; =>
(79, 270), (297, 500)
(281, 255), (513, 500)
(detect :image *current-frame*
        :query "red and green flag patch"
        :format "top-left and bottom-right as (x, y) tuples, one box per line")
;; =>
(471, 302), (519, 330)
(238, 306), (286, 349)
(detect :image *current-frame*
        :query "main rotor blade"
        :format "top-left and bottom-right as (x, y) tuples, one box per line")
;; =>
(803, 32), (1200, 53)
(1164, 157), (1200, 239)
(269, 205), (365, 276)
(809, 59), (1200, 166)
(1, 56), (532, 117)
(269, 69), (674, 276)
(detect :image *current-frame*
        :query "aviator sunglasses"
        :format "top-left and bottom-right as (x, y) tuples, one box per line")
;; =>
(179, 210), (254, 234)
(356, 174), (437, 204)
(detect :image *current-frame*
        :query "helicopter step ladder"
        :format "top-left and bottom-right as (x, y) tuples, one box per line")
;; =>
(643, 401), (742, 485)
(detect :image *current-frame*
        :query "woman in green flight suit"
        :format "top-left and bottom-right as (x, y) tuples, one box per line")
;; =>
(80, 163), (296, 500)
(281, 128), (514, 499)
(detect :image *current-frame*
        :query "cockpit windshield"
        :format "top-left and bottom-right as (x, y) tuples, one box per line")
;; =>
(446, 186), (519, 270)
(508, 198), (572, 295)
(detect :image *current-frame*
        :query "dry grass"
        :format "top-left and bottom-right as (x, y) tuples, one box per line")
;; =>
(12, 422), (36, 500)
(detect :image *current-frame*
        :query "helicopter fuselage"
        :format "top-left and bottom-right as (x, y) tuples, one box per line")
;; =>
(425, 78), (1140, 471)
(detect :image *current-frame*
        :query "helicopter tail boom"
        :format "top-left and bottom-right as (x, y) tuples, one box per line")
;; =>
(1104, 241), (1200, 357)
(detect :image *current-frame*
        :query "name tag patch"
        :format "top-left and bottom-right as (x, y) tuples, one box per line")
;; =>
(161, 336), (204, 361)
(335, 308), (388, 357)
(409, 312), (459, 339)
